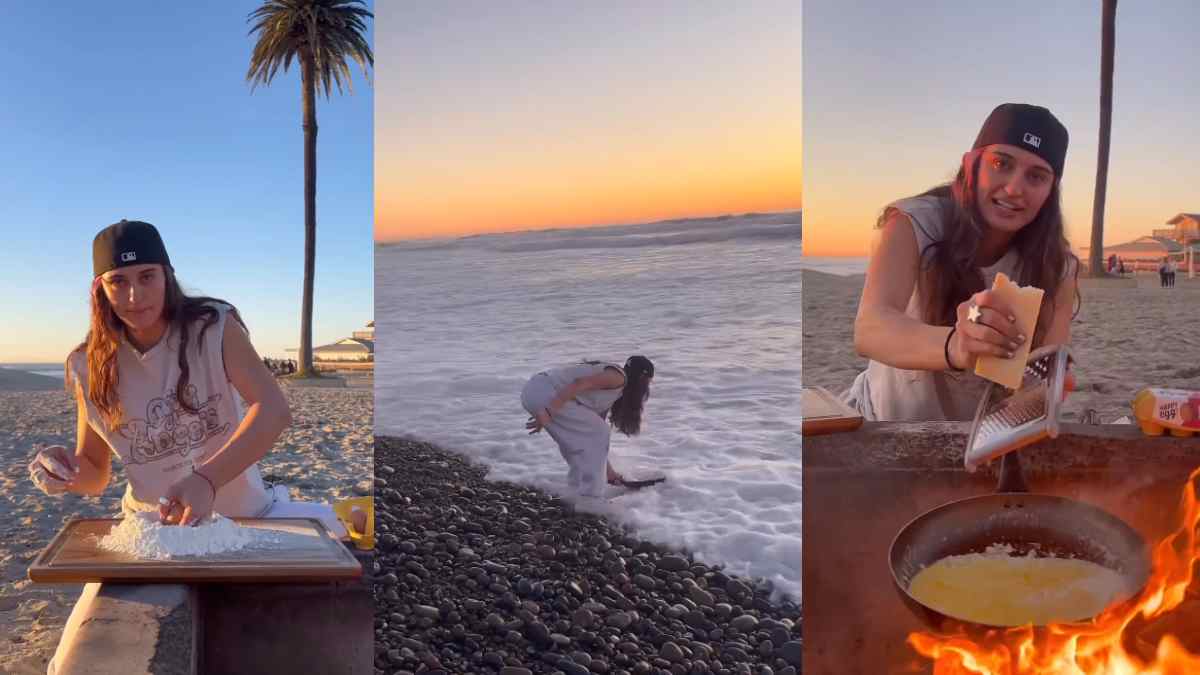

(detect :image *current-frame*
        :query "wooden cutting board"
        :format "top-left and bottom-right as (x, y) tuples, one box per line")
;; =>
(803, 386), (864, 436)
(29, 517), (362, 584)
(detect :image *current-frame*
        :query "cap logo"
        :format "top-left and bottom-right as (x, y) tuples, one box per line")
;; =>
(1023, 132), (1042, 148)
(121, 251), (137, 262)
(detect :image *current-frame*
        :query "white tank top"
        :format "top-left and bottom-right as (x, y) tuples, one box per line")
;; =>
(542, 362), (625, 416)
(67, 302), (272, 517)
(852, 195), (1022, 421)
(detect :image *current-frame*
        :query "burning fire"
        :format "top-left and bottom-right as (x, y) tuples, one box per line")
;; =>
(908, 466), (1200, 674)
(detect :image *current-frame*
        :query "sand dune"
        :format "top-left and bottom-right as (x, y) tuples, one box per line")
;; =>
(803, 269), (1200, 422)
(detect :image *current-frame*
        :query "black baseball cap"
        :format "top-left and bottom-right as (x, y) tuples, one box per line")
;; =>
(93, 220), (172, 278)
(973, 103), (1069, 177)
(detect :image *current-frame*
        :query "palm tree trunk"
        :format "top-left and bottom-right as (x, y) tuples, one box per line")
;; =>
(1089, 0), (1117, 278)
(298, 53), (318, 376)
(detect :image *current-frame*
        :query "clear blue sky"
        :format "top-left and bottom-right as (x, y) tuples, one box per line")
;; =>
(804, 0), (1200, 256)
(0, 1), (373, 362)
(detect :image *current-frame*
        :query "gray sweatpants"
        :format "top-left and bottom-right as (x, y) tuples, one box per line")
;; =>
(521, 373), (610, 498)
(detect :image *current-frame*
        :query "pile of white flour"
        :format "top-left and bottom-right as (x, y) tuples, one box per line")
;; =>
(98, 512), (266, 560)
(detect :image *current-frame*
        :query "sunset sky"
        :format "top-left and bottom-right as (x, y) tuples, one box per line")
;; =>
(804, 0), (1200, 257)
(0, 2), (372, 363)
(375, 1), (802, 241)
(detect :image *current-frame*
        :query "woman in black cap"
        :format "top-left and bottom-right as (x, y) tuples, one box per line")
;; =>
(521, 356), (655, 499)
(844, 103), (1080, 421)
(27, 220), (362, 533)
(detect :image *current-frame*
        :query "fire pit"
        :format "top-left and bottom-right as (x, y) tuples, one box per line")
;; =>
(802, 422), (1200, 674)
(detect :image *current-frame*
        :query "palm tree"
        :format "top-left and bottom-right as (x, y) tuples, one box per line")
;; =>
(1089, 0), (1117, 278)
(246, 0), (373, 376)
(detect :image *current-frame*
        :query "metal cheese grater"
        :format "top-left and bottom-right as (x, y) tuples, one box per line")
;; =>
(964, 344), (1072, 471)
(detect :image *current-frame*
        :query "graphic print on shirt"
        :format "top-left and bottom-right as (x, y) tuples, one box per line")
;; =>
(117, 384), (230, 464)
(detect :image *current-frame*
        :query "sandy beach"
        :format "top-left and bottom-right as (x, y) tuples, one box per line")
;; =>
(0, 375), (371, 674)
(803, 269), (1200, 422)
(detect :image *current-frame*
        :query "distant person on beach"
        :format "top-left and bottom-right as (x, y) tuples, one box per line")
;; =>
(521, 356), (654, 499)
(27, 220), (365, 673)
(1159, 258), (1169, 288)
(845, 103), (1080, 421)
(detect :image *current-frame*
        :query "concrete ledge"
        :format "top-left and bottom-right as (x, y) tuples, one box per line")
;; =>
(804, 421), (1200, 472)
(197, 578), (373, 674)
(53, 550), (372, 674)
(54, 584), (195, 675)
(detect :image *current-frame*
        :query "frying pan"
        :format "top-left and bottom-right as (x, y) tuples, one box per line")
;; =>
(889, 451), (1150, 630)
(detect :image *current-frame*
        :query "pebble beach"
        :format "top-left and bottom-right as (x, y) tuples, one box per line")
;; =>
(374, 435), (801, 675)
(0, 370), (371, 674)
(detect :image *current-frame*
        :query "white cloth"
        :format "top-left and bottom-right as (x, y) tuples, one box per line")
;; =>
(66, 302), (271, 516)
(522, 371), (614, 498)
(540, 362), (625, 416)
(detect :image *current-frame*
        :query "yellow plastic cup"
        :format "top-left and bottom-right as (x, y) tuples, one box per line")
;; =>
(333, 496), (374, 550)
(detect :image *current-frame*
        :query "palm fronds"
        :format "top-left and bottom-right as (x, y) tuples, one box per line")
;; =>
(246, 0), (373, 96)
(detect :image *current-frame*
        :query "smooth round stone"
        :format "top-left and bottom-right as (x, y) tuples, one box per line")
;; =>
(572, 608), (596, 629)
(688, 586), (715, 607)
(606, 612), (633, 629)
(659, 641), (685, 662)
(780, 641), (802, 667)
(413, 604), (440, 620)
(730, 614), (759, 632)
(550, 633), (571, 647)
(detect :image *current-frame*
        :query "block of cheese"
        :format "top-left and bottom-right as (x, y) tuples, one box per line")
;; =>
(974, 272), (1044, 390)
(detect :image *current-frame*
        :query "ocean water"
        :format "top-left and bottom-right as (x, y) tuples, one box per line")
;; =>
(0, 363), (64, 379)
(376, 214), (802, 601)
(800, 256), (868, 276)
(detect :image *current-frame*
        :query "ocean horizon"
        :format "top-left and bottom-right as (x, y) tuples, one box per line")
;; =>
(0, 363), (64, 380)
(801, 256), (868, 276)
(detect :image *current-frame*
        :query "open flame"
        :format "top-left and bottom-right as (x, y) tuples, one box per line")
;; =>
(908, 466), (1200, 674)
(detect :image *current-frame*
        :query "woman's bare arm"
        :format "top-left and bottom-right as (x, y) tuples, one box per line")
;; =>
(194, 318), (292, 489)
(853, 212), (960, 370)
(67, 392), (113, 496)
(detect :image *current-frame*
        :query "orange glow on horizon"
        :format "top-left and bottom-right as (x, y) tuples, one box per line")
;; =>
(375, 119), (801, 241)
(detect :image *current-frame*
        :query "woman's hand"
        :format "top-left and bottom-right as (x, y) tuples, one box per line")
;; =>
(606, 462), (625, 485)
(949, 290), (1025, 370)
(159, 471), (217, 526)
(28, 445), (78, 496)
(526, 409), (552, 434)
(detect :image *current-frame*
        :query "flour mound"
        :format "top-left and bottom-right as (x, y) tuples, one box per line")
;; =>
(99, 512), (259, 560)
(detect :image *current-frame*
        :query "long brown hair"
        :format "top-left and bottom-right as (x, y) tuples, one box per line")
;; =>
(65, 265), (246, 430)
(880, 153), (1081, 346)
(610, 355), (654, 436)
